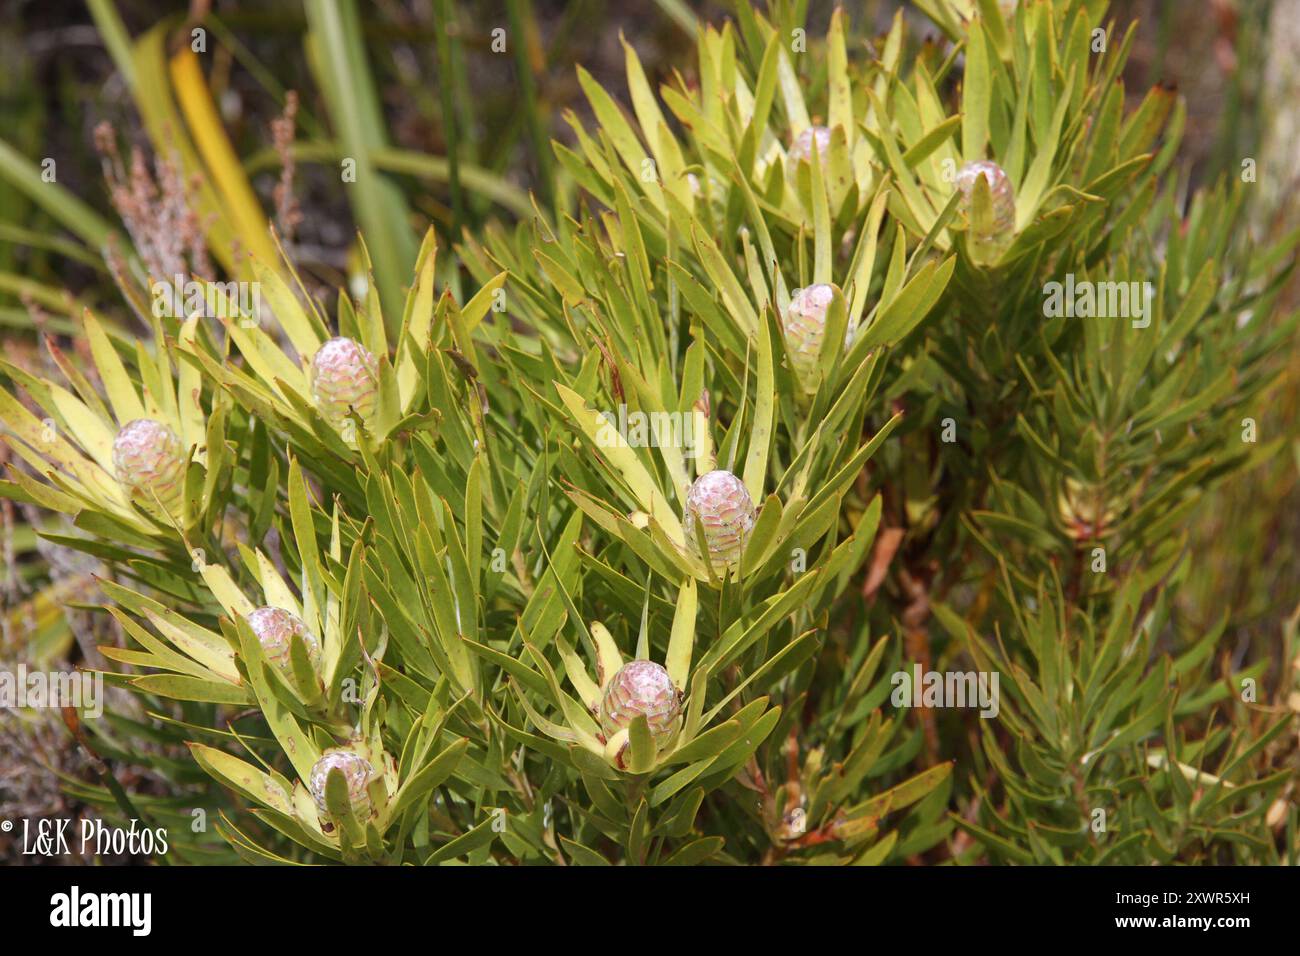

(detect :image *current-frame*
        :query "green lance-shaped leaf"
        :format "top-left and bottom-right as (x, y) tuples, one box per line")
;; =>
(390, 738), (470, 818)
(962, 19), (991, 163)
(232, 616), (320, 781)
(665, 577), (698, 689)
(188, 744), (295, 814)
(556, 383), (685, 546)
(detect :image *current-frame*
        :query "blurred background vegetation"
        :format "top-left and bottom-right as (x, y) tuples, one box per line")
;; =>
(1, 0), (1297, 860)
(1, 1), (1283, 300)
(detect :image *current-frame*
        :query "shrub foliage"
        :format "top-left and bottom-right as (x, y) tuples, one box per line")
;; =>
(1, 0), (1296, 864)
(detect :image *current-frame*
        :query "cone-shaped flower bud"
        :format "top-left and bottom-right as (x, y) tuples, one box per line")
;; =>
(310, 337), (379, 426)
(599, 660), (681, 755)
(246, 606), (321, 673)
(789, 125), (832, 169)
(684, 469), (757, 572)
(112, 418), (187, 511)
(955, 160), (1016, 266)
(309, 749), (377, 820)
(1057, 478), (1116, 541)
(784, 284), (836, 389)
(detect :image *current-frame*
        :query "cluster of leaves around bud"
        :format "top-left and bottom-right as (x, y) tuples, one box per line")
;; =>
(1, 0), (1296, 865)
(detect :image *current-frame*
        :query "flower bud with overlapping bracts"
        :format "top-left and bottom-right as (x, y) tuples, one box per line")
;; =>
(309, 748), (377, 822)
(310, 336), (379, 426)
(599, 660), (681, 759)
(247, 606), (321, 675)
(684, 469), (757, 572)
(112, 418), (188, 512)
(955, 160), (1016, 266)
(784, 284), (837, 390)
